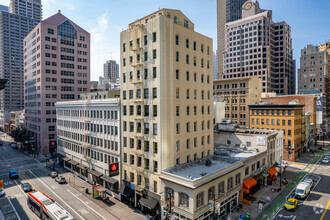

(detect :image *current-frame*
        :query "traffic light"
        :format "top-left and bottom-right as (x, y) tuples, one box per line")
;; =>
(49, 141), (57, 154)
(109, 162), (119, 176)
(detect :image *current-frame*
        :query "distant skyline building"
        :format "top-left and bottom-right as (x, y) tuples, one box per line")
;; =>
(222, 0), (295, 94)
(99, 76), (103, 85)
(213, 50), (217, 80)
(24, 11), (90, 154)
(217, 0), (247, 79)
(0, 0), (42, 129)
(103, 60), (119, 84)
(9, 0), (42, 20)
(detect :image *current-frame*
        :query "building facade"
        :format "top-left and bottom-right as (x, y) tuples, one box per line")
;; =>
(56, 98), (120, 192)
(9, 0), (42, 20)
(0, 0), (42, 128)
(297, 44), (330, 132)
(223, 0), (295, 94)
(213, 77), (261, 126)
(261, 94), (317, 133)
(24, 11), (90, 154)
(217, 0), (247, 79)
(249, 104), (305, 161)
(120, 8), (213, 218)
(103, 60), (119, 84)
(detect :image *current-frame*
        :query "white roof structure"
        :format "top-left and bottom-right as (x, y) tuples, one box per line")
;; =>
(44, 202), (74, 220)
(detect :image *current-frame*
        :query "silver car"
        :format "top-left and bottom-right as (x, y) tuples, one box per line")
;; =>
(55, 176), (66, 184)
(49, 171), (58, 178)
(322, 157), (329, 164)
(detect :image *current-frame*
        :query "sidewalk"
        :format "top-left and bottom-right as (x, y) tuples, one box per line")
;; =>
(50, 165), (146, 220)
(230, 147), (326, 220)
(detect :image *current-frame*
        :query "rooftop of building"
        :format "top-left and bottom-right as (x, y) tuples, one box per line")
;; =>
(55, 98), (120, 107)
(213, 77), (258, 83)
(43, 10), (88, 34)
(249, 103), (305, 108)
(215, 127), (281, 136)
(162, 147), (265, 184)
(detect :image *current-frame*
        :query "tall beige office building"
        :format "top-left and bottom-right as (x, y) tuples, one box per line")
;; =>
(120, 8), (213, 207)
(217, 0), (247, 79)
(223, 1), (295, 94)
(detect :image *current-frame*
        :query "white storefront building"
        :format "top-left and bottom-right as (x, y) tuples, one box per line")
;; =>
(55, 98), (121, 194)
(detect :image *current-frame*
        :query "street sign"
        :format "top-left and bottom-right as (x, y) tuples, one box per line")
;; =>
(109, 162), (119, 176)
(262, 170), (268, 177)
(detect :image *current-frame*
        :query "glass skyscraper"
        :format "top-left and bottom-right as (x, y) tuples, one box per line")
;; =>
(0, 0), (42, 129)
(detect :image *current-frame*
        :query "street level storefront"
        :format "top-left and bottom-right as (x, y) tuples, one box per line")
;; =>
(76, 163), (88, 179)
(101, 175), (119, 193)
(62, 157), (71, 169)
(88, 168), (103, 185)
(138, 191), (161, 220)
(119, 180), (134, 206)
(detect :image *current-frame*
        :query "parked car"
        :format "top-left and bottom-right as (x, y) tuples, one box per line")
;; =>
(295, 182), (311, 199)
(303, 178), (314, 188)
(11, 143), (18, 149)
(49, 171), (58, 178)
(55, 176), (66, 184)
(9, 170), (19, 179)
(284, 198), (298, 211)
(0, 188), (5, 197)
(21, 183), (32, 192)
(322, 157), (329, 164)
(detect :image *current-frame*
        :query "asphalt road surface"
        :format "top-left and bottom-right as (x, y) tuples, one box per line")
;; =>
(273, 153), (330, 220)
(0, 139), (117, 220)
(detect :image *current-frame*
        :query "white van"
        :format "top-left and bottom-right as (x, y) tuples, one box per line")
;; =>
(295, 182), (311, 199)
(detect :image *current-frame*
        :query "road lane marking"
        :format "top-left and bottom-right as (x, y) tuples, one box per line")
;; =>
(320, 199), (330, 220)
(67, 190), (108, 220)
(29, 170), (86, 220)
(13, 179), (27, 198)
(19, 171), (37, 191)
(7, 196), (21, 220)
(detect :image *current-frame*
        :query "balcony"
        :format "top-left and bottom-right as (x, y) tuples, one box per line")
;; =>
(132, 77), (143, 84)
(131, 60), (143, 67)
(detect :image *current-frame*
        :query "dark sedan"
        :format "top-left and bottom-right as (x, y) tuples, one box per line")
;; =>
(21, 183), (33, 192)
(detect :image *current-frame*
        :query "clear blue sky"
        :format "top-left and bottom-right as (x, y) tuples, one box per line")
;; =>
(1, 0), (329, 81)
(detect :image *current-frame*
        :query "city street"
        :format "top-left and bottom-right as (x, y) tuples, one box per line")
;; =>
(273, 152), (330, 220)
(0, 139), (118, 220)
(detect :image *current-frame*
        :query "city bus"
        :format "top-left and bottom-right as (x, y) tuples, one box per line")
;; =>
(27, 191), (74, 220)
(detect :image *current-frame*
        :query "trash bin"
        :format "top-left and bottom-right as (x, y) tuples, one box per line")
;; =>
(85, 188), (89, 194)
(245, 213), (250, 220)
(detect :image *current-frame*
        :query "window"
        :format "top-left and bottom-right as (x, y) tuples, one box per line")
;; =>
(152, 32), (156, 42)
(153, 49), (157, 59)
(235, 173), (241, 185)
(153, 124), (158, 135)
(144, 35), (147, 45)
(288, 120), (291, 126)
(153, 88), (157, 98)
(208, 186), (215, 200)
(186, 39), (189, 48)
(184, 20), (189, 28)
(288, 130), (291, 136)
(227, 177), (233, 190)
(196, 192), (204, 208)
(176, 52), (179, 62)
(175, 35), (179, 45)
(245, 166), (249, 175)
(153, 67), (157, 78)
(218, 181), (224, 195)
(282, 120), (286, 126)
(153, 181), (157, 193)
(179, 193), (189, 207)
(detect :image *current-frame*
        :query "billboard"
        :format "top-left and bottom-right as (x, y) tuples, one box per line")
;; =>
(316, 95), (322, 112)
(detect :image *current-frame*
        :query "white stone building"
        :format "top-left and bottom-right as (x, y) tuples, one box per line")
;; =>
(55, 98), (120, 193)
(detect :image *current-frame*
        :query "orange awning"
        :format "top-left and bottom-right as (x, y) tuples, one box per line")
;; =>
(268, 167), (277, 176)
(243, 177), (257, 189)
